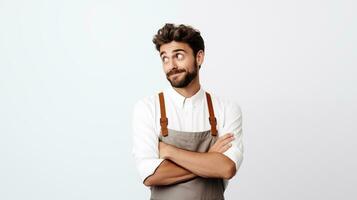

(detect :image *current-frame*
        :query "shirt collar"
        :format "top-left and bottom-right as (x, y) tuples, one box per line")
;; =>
(165, 86), (205, 109)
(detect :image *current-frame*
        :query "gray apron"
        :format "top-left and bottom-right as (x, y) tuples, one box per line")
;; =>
(150, 92), (225, 200)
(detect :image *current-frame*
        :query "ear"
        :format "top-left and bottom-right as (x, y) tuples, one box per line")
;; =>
(196, 50), (205, 66)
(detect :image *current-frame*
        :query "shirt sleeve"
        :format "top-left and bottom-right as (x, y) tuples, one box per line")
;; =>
(222, 101), (244, 172)
(131, 99), (164, 185)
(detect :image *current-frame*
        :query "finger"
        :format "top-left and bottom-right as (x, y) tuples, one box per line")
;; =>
(158, 141), (164, 149)
(216, 133), (234, 143)
(216, 140), (233, 152)
(218, 143), (233, 153)
(220, 133), (234, 140)
(217, 133), (233, 141)
(219, 134), (235, 145)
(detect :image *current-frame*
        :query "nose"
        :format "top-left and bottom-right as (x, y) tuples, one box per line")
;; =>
(167, 58), (178, 72)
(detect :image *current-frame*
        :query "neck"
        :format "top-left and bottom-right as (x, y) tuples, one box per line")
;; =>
(172, 76), (201, 98)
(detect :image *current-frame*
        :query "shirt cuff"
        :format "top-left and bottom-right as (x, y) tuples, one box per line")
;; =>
(223, 147), (243, 171)
(137, 158), (165, 184)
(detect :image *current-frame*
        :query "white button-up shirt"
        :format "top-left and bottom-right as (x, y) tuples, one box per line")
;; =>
(131, 86), (244, 189)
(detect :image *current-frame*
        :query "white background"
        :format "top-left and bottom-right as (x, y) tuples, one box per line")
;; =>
(1, 0), (356, 199)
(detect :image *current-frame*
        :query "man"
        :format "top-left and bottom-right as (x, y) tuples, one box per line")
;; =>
(132, 23), (243, 200)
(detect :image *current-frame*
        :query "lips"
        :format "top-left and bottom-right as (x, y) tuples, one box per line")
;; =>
(171, 72), (183, 77)
(168, 69), (185, 77)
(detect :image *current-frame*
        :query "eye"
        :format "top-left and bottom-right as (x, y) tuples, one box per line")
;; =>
(176, 53), (184, 60)
(162, 56), (169, 63)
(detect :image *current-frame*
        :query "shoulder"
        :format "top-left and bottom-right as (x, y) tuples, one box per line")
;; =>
(132, 92), (159, 115)
(208, 92), (242, 115)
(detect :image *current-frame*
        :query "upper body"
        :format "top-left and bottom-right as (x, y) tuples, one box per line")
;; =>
(132, 85), (244, 189)
(131, 23), (244, 194)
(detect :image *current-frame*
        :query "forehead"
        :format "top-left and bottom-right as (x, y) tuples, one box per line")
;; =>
(159, 41), (193, 55)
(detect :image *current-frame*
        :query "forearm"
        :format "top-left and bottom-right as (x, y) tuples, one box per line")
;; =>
(166, 147), (236, 179)
(144, 159), (198, 186)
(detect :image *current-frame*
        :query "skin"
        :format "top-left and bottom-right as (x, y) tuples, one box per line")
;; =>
(143, 41), (236, 186)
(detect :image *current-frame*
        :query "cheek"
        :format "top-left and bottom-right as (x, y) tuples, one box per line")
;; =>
(162, 64), (170, 73)
(181, 59), (195, 69)
(176, 59), (189, 67)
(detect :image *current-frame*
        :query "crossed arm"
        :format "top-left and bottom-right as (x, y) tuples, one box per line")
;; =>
(143, 133), (236, 186)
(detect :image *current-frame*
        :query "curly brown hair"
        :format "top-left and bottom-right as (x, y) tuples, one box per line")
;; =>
(152, 23), (205, 57)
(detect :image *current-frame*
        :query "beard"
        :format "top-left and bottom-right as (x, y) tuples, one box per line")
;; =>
(166, 62), (198, 88)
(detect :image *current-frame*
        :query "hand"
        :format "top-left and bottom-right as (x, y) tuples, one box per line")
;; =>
(159, 141), (172, 159)
(208, 133), (235, 153)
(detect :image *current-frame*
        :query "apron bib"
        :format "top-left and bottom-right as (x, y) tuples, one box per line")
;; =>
(150, 92), (225, 200)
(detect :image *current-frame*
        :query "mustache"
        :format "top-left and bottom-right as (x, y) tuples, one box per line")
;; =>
(167, 68), (186, 77)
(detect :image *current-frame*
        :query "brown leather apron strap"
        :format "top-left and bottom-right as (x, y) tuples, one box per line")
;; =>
(205, 92), (218, 136)
(159, 91), (217, 137)
(158, 92), (168, 137)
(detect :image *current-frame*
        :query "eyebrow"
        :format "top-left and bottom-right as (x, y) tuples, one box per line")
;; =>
(160, 49), (187, 57)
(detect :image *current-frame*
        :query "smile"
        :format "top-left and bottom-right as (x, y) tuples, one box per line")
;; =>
(170, 72), (184, 77)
